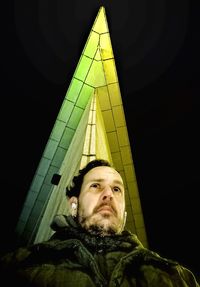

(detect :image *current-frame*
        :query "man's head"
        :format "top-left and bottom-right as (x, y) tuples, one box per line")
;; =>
(66, 159), (126, 236)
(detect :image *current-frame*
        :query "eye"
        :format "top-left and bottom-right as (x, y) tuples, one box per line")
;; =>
(90, 183), (101, 189)
(113, 186), (121, 193)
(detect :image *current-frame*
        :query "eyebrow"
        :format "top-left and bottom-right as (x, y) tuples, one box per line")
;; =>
(87, 178), (124, 187)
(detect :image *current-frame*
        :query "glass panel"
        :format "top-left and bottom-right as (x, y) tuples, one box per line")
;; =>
(25, 191), (38, 208)
(52, 147), (66, 167)
(97, 86), (110, 110)
(102, 110), (115, 132)
(51, 120), (66, 141)
(85, 60), (106, 87)
(31, 174), (44, 193)
(38, 183), (52, 201)
(104, 59), (117, 84)
(124, 164), (136, 182)
(107, 131), (119, 152)
(67, 106), (84, 129)
(90, 123), (96, 155)
(60, 127), (75, 149)
(83, 125), (91, 155)
(133, 202), (143, 216)
(120, 145), (132, 165)
(93, 7), (108, 34)
(94, 49), (101, 60)
(18, 205), (31, 223)
(66, 78), (83, 102)
(58, 99), (74, 123)
(27, 201), (44, 224)
(37, 158), (51, 177)
(84, 31), (99, 58)
(113, 105), (125, 127)
(44, 166), (59, 184)
(74, 55), (92, 81)
(111, 152), (123, 171)
(117, 126), (129, 146)
(108, 83), (122, 106)
(77, 84), (94, 108)
(44, 139), (58, 160)
(127, 181), (139, 199)
(100, 33), (113, 60)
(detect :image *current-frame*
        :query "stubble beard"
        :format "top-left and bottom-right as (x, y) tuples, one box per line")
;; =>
(78, 212), (124, 237)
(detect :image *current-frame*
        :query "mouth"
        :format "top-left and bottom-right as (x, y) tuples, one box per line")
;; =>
(96, 205), (115, 215)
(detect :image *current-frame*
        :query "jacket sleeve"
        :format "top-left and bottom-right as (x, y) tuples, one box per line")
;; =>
(0, 248), (31, 286)
(177, 265), (200, 287)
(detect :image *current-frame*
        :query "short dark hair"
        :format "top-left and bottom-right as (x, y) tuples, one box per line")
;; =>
(66, 159), (112, 198)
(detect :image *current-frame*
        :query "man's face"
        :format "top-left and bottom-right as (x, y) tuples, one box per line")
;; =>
(78, 166), (126, 236)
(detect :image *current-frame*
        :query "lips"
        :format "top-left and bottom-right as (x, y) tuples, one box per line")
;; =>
(95, 204), (116, 215)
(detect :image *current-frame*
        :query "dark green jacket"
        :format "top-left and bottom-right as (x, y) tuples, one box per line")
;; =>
(0, 215), (199, 287)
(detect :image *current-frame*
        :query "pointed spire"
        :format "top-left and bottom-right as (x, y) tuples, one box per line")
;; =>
(16, 6), (148, 248)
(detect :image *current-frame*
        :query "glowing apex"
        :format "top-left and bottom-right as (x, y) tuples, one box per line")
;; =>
(92, 6), (109, 34)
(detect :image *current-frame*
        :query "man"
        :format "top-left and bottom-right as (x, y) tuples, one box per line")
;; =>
(0, 159), (199, 286)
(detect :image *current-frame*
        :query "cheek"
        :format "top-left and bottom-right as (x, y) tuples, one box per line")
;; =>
(79, 194), (98, 216)
(117, 198), (125, 217)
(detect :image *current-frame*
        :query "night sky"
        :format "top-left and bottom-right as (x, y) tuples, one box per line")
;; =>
(1, 0), (199, 277)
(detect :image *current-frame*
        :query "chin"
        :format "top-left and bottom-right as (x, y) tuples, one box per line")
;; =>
(80, 213), (122, 236)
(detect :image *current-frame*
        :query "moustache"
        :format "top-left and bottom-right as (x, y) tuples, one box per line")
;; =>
(93, 203), (117, 216)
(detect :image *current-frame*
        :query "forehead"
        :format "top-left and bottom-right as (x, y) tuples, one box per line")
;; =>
(84, 166), (123, 183)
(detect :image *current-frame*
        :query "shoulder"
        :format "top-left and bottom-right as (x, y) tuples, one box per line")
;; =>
(0, 237), (73, 268)
(0, 247), (31, 267)
(138, 264), (199, 286)
(135, 249), (199, 287)
(176, 265), (200, 286)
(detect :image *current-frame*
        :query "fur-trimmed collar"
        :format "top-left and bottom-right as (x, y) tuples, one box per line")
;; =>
(49, 214), (143, 253)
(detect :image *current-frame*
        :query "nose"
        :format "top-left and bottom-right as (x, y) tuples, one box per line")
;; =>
(101, 185), (113, 201)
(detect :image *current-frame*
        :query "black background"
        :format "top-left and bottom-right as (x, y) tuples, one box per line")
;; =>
(1, 0), (199, 278)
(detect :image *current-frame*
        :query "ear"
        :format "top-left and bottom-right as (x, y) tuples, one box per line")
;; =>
(69, 196), (78, 217)
(69, 196), (78, 206)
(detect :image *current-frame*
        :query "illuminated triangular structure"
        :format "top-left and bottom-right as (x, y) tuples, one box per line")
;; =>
(16, 6), (148, 247)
